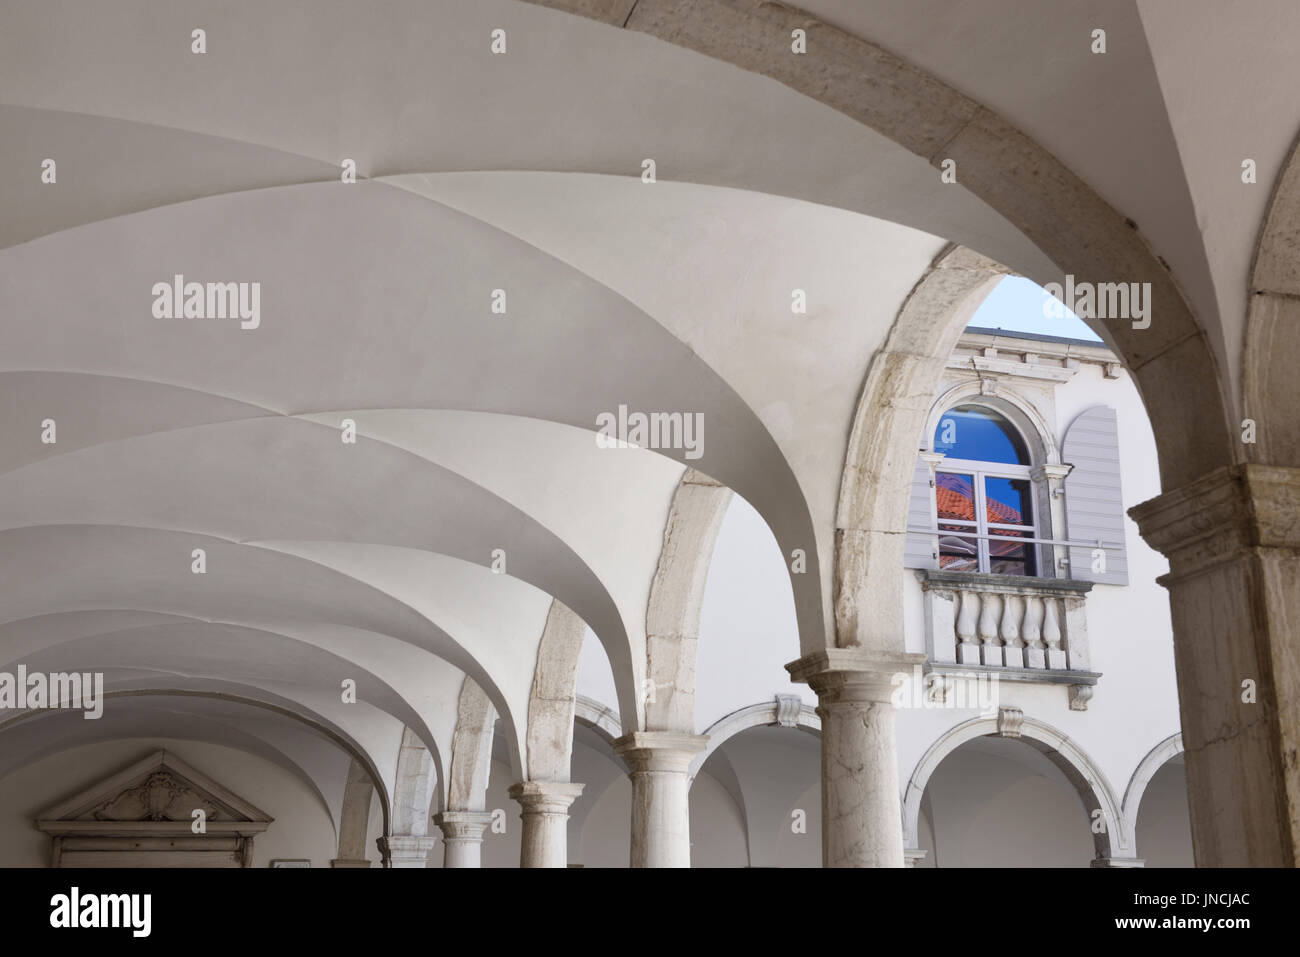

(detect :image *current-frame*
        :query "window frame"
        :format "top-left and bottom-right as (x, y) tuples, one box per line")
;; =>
(934, 456), (1038, 575)
(930, 402), (1043, 577)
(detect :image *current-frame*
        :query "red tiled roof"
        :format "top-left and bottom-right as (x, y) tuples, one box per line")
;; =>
(934, 474), (1026, 559)
(934, 475), (1022, 524)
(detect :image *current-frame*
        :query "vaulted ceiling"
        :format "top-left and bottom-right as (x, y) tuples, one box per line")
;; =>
(1, 0), (1292, 816)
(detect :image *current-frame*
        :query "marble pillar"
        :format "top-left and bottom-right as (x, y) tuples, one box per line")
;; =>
(1131, 464), (1300, 866)
(433, 810), (493, 868)
(612, 731), (708, 868)
(788, 648), (925, 868)
(508, 781), (583, 868)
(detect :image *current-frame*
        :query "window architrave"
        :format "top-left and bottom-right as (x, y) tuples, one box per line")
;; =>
(926, 387), (1053, 576)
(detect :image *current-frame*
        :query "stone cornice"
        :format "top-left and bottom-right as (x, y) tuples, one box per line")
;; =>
(1129, 464), (1300, 579)
(612, 732), (708, 773)
(786, 648), (927, 703)
(919, 569), (1093, 598)
(507, 781), (584, 814)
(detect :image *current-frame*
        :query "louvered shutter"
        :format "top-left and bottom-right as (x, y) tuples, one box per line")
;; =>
(1062, 405), (1128, 585)
(903, 454), (937, 569)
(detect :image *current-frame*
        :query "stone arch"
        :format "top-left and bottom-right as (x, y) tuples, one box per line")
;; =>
(525, 600), (586, 782)
(573, 695), (623, 746)
(525, 0), (1237, 501)
(922, 382), (1062, 468)
(5, 686), (396, 844)
(447, 678), (496, 812)
(690, 698), (820, 778)
(902, 715), (1124, 861)
(834, 245), (1008, 650)
(391, 726), (439, 831)
(1244, 126), (1300, 465)
(643, 469), (734, 731)
(336, 758), (380, 867)
(1121, 733), (1184, 857)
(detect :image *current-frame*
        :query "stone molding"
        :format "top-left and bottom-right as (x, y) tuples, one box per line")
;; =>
(36, 750), (271, 868)
(774, 694), (803, 727)
(433, 810), (494, 842)
(786, 649), (928, 705)
(995, 706), (1024, 738)
(902, 713), (1124, 857)
(1119, 733), (1183, 856)
(1129, 464), (1300, 582)
(507, 781), (584, 816)
(690, 699), (820, 777)
(613, 732), (708, 774)
(379, 835), (437, 867)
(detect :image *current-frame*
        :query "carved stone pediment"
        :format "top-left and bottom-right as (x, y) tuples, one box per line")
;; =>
(89, 770), (222, 823)
(37, 750), (271, 841)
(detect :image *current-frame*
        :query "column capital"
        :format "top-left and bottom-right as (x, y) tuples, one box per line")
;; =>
(507, 780), (584, 814)
(1129, 464), (1300, 580)
(1030, 462), (1072, 484)
(433, 809), (493, 841)
(379, 835), (437, 867)
(786, 649), (927, 703)
(612, 731), (708, 774)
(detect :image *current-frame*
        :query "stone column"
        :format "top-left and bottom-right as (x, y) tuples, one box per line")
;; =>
(612, 731), (708, 868)
(788, 648), (925, 867)
(378, 835), (436, 868)
(508, 781), (583, 868)
(1130, 464), (1300, 866)
(433, 810), (493, 868)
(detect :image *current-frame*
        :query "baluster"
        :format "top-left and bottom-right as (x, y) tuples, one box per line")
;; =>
(955, 590), (981, 665)
(1043, 598), (1066, 669)
(1023, 596), (1046, 668)
(977, 591), (1001, 667)
(1000, 593), (1025, 668)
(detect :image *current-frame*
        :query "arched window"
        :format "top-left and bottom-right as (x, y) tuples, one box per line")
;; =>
(932, 404), (1037, 576)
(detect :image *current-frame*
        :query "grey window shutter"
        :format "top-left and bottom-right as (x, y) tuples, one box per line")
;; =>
(903, 454), (937, 570)
(1062, 405), (1128, 584)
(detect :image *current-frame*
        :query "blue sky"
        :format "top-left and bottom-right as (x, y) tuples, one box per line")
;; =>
(966, 276), (1102, 342)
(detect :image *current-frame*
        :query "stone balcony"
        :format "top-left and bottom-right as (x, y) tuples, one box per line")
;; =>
(917, 570), (1100, 709)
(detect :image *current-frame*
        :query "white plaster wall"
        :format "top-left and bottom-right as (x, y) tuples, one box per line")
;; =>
(1135, 757), (1194, 868)
(688, 772), (750, 868)
(576, 625), (620, 718)
(696, 495), (810, 733)
(573, 774), (631, 868)
(0, 738), (338, 868)
(773, 781), (822, 868)
(480, 758), (523, 869)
